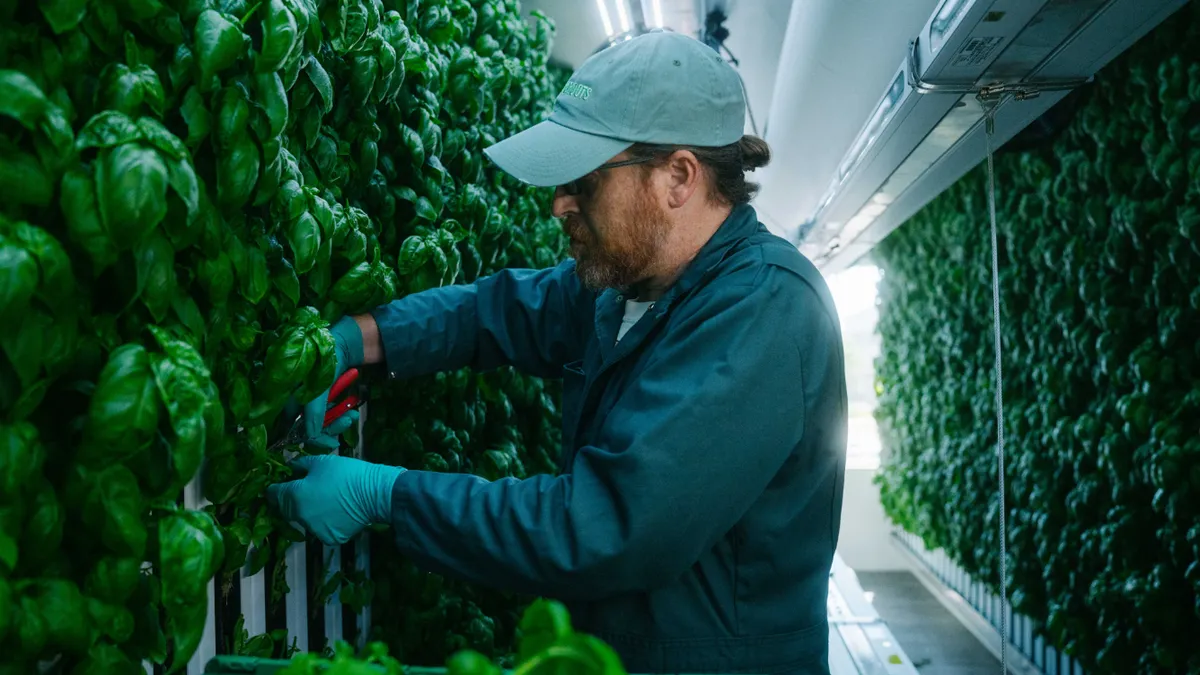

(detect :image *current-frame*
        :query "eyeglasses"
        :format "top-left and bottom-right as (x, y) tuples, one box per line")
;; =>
(559, 156), (658, 197)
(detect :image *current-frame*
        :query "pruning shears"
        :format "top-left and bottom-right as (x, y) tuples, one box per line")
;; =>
(268, 368), (364, 452)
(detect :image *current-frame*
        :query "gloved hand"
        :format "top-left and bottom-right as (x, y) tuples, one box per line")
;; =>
(266, 454), (405, 546)
(301, 316), (365, 450)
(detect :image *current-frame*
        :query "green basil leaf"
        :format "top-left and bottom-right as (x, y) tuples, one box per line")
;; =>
(60, 168), (118, 273)
(194, 9), (246, 86)
(11, 222), (73, 307)
(75, 110), (140, 151)
(17, 476), (63, 574)
(329, 261), (371, 306)
(0, 70), (52, 130)
(286, 211), (321, 274)
(0, 142), (53, 208)
(84, 556), (141, 604)
(133, 230), (177, 322)
(414, 195), (438, 222)
(298, 327), (336, 404)
(38, 0), (89, 34)
(160, 513), (217, 673)
(95, 142), (169, 249)
(272, 180), (307, 223)
(132, 64), (165, 117)
(239, 243), (270, 304)
(197, 252), (235, 305)
(303, 55), (334, 115)
(81, 464), (147, 558)
(147, 324), (210, 378)
(0, 507), (19, 574)
(0, 309), (47, 389)
(399, 123), (424, 168)
(86, 598), (135, 645)
(215, 132), (261, 210)
(272, 256), (301, 306)
(254, 71), (289, 138)
(149, 354), (207, 490)
(134, 117), (187, 161)
(170, 290), (208, 346)
(517, 598), (574, 664)
(0, 237), (37, 322)
(25, 579), (89, 653)
(80, 344), (159, 465)
(213, 83), (251, 149)
(259, 324), (316, 398)
(257, 0), (298, 73)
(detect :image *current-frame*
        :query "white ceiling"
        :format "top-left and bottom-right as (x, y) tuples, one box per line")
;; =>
(752, 0), (943, 241)
(520, 0), (610, 71)
(520, 0), (794, 136)
(519, 0), (947, 245)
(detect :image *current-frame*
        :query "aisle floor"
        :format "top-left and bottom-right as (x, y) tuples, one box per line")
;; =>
(855, 571), (1000, 675)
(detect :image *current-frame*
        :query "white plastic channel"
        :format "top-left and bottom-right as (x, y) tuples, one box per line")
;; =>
(323, 542), (343, 647)
(240, 551), (268, 642)
(284, 539), (309, 652)
(154, 401), (374, 671)
(890, 530), (1085, 675)
(352, 403), (372, 649)
(183, 478), (217, 675)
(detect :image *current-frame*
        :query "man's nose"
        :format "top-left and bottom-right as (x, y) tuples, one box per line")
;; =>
(552, 188), (578, 220)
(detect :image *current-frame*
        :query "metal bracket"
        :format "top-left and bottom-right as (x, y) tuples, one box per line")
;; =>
(906, 39), (1091, 102)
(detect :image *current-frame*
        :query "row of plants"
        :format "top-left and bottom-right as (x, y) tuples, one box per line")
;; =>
(0, 0), (576, 671)
(873, 3), (1200, 673)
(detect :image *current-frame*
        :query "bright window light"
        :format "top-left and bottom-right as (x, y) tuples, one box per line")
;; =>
(615, 0), (632, 34)
(595, 0), (615, 37)
(826, 264), (884, 472)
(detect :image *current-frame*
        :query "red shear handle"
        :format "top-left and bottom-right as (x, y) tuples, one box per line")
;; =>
(324, 394), (362, 428)
(328, 367), (359, 400)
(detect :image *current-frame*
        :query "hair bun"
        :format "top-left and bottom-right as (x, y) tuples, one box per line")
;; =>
(739, 135), (771, 171)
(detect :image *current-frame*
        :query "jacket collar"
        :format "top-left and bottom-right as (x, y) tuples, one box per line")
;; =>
(592, 204), (760, 359)
(601, 202), (760, 310)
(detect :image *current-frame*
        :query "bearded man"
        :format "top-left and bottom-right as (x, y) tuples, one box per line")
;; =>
(269, 30), (848, 675)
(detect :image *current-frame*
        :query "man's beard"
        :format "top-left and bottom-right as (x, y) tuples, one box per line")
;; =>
(564, 190), (669, 292)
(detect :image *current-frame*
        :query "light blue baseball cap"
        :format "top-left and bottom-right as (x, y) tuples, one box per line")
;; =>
(484, 30), (747, 187)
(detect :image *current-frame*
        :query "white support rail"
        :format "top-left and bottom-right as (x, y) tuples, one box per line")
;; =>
(891, 530), (1086, 675)
(170, 403), (373, 672)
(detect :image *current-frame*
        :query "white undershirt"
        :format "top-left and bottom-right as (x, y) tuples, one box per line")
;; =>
(616, 299), (655, 343)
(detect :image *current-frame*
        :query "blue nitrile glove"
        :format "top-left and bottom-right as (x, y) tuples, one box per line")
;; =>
(302, 316), (365, 450)
(266, 454), (405, 546)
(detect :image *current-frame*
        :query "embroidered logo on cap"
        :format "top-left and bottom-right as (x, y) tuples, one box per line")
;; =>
(561, 81), (593, 100)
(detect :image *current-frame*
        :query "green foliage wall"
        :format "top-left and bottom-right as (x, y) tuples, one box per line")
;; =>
(0, 0), (569, 671)
(873, 4), (1200, 673)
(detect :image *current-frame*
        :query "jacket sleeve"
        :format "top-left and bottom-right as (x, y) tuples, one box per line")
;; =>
(368, 259), (592, 379)
(385, 262), (839, 601)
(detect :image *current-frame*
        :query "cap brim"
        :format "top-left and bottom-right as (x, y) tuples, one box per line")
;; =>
(483, 120), (633, 187)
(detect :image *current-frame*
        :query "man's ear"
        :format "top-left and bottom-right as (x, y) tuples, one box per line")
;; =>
(663, 150), (705, 208)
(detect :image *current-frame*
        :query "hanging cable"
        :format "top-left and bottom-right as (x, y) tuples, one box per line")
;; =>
(981, 95), (1009, 675)
(701, 8), (761, 138)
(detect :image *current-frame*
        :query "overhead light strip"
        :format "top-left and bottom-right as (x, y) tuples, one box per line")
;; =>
(596, 0), (615, 37)
(615, 0), (633, 34)
(830, 95), (988, 252)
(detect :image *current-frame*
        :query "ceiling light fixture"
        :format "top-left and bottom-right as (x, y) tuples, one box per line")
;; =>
(595, 0), (615, 37)
(615, 0), (632, 35)
(648, 0), (664, 28)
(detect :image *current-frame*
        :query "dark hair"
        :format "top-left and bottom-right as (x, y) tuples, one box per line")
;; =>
(626, 135), (771, 205)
